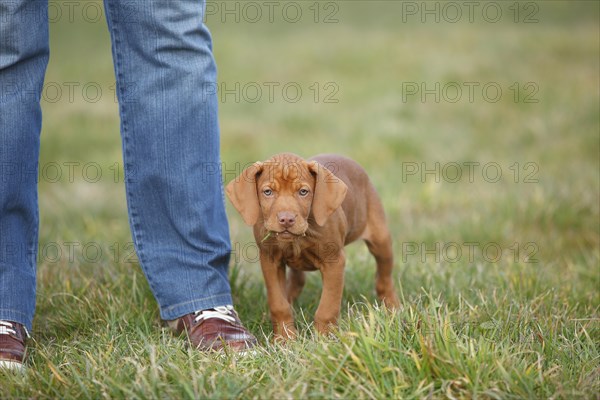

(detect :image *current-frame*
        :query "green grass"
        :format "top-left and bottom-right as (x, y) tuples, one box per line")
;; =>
(2, 1), (599, 398)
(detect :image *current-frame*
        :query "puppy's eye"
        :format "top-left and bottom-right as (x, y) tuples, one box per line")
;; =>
(299, 188), (309, 197)
(263, 189), (273, 197)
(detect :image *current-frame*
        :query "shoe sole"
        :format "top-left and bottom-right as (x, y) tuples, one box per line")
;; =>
(0, 359), (24, 371)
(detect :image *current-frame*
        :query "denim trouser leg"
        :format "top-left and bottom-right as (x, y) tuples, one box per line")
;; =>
(103, 0), (233, 320)
(0, 0), (233, 331)
(0, 1), (49, 331)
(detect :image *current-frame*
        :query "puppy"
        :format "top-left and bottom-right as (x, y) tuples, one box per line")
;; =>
(226, 153), (399, 339)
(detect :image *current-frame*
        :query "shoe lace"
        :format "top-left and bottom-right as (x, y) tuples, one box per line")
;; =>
(193, 305), (236, 324)
(0, 320), (29, 338)
(0, 320), (17, 336)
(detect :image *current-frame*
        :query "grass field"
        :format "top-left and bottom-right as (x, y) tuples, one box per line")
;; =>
(2, 1), (599, 398)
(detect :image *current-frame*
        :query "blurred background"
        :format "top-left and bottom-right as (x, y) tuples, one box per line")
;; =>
(35, 1), (598, 328)
(0, 0), (594, 397)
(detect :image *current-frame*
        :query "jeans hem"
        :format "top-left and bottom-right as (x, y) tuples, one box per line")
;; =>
(0, 309), (33, 332)
(160, 293), (234, 321)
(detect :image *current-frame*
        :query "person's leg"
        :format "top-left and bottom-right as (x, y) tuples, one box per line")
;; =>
(0, 0), (49, 332)
(102, 0), (234, 320)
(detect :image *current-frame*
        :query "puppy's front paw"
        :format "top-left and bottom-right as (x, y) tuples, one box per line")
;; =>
(272, 322), (297, 342)
(382, 293), (401, 310)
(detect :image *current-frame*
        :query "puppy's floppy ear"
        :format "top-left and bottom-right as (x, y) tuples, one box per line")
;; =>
(307, 161), (348, 226)
(225, 161), (264, 226)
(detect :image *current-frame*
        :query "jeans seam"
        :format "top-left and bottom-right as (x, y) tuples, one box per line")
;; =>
(104, 0), (155, 296)
(31, 185), (39, 273)
(151, 2), (176, 300)
(149, 2), (198, 303)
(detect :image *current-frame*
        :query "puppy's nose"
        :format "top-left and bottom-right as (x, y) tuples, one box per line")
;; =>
(277, 211), (296, 228)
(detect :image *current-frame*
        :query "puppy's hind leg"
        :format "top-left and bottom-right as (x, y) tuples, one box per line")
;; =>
(286, 268), (306, 304)
(363, 191), (400, 309)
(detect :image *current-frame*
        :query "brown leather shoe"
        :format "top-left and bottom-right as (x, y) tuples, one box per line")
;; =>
(170, 306), (257, 353)
(0, 320), (28, 370)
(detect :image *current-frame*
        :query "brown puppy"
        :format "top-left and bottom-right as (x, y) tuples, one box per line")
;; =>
(226, 153), (399, 339)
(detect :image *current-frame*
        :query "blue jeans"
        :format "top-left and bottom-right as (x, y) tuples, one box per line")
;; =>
(0, 0), (233, 331)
